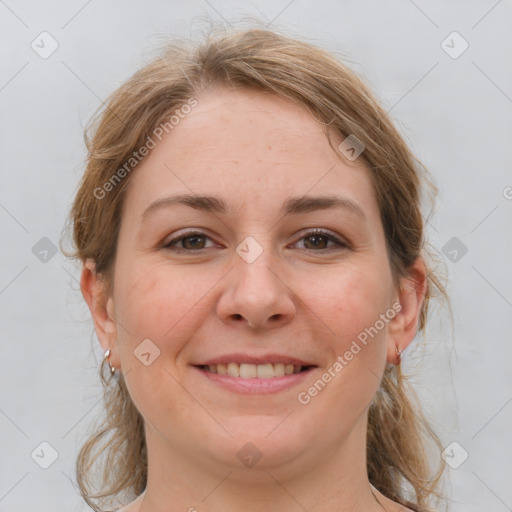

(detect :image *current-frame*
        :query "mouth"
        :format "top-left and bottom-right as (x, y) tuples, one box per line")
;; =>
(191, 361), (318, 395)
(196, 363), (315, 379)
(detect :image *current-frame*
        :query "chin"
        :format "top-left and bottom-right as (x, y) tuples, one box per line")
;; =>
(213, 421), (309, 468)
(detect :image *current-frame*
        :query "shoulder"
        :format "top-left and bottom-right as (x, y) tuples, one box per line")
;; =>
(113, 499), (143, 512)
(371, 486), (418, 512)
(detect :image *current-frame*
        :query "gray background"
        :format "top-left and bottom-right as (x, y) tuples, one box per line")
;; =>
(1, 1), (511, 511)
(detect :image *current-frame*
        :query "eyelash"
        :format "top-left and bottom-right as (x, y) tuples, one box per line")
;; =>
(162, 228), (348, 253)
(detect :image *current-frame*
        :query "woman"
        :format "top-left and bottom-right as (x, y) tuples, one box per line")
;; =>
(64, 27), (447, 512)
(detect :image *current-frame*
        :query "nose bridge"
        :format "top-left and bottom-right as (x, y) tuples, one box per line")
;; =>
(216, 233), (296, 329)
(235, 233), (282, 302)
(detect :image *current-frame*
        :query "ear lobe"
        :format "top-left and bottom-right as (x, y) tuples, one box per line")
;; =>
(386, 258), (427, 365)
(80, 260), (117, 354)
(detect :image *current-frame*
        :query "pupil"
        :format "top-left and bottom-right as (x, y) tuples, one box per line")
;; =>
(307, 235), (326, 249)
(185, 236), (203, 249)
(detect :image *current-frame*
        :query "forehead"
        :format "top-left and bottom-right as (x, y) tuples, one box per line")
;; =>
(123, 86), (379, 223)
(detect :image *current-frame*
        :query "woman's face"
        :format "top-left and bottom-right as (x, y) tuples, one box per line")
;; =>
(86, 86), (421, 481)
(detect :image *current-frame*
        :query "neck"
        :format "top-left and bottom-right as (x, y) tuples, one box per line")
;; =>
(133, 412), (390, 512)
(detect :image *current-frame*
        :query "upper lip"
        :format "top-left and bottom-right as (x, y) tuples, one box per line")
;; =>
(193, 353), (317, 366)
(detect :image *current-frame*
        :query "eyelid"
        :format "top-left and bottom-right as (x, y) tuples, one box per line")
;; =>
(161, 228), (218, 250)
(162, 227), (350, 253)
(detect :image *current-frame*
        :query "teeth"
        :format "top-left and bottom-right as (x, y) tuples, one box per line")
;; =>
(256, 364), (273, 379)
(274, 363), (285, 377)
(204, 363), (305, 378)
(227, 362), (239, 377)
(241, 363), (257, 378)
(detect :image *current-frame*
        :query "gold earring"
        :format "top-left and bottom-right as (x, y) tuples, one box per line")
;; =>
(104, 349), (116, 374)
(395, 345), (402, 365)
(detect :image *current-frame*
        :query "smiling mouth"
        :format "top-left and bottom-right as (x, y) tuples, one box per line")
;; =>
(196, 363), (314, 379)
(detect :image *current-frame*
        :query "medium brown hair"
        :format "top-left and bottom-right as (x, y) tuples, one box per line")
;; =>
(63, 25), (448, 512)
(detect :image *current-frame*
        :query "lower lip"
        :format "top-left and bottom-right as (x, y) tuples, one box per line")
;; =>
(192, 366), (316, 394)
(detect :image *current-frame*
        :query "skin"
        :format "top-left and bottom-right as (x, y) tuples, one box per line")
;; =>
(81, 86), (426, 512)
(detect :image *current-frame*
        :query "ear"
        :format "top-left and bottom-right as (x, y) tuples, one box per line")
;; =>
(80, 260), (120, 369)
(385, 257), (427, 365)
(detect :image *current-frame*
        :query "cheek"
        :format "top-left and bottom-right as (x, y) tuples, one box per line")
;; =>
(321, 264), (393, 346)
(285, 266), (394, 443)
(113, 267), (210, 429)
(308, 266), (391, 405)
(114, 264), (219, 361)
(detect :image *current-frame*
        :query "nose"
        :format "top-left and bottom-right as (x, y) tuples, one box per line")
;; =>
(216, 249), (297, 331)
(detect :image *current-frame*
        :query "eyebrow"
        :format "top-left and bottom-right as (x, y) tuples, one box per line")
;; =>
(141, 193), (367, 221)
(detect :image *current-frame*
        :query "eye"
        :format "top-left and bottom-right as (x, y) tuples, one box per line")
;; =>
(162, 228), (348, 254)
(162, 231), (216, 252)
(293, 228), (348, 252)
